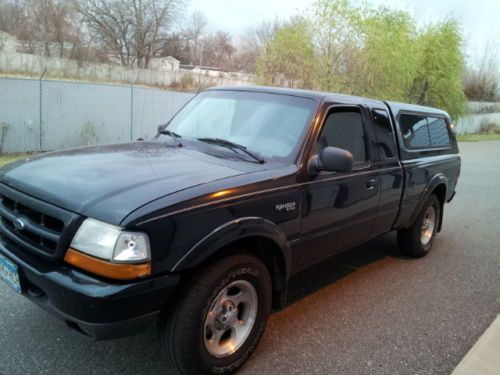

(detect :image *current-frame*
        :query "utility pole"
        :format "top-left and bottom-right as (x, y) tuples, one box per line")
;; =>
(198, 43), (204, 89)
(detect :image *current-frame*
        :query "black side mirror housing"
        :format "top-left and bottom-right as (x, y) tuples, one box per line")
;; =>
(307, 146), (354, 175)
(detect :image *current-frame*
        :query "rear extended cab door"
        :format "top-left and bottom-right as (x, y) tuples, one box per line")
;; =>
(365, 104), (405, 236)
(386, 103), (461, 230)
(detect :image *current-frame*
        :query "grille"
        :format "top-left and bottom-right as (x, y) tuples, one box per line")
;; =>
(0, 184), (81, 259)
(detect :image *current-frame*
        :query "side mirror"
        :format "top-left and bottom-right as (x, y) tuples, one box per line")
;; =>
(307, 146), (353, 175)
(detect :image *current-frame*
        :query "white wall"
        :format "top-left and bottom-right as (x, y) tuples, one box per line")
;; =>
(455, 102), (500, 135)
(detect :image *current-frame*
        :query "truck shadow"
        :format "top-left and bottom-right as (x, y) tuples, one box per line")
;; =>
(286, 232), (405, 305)
(17, 233), (408, 375)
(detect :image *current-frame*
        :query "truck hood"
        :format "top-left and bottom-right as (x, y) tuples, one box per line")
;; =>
(0, 142), (259, 224)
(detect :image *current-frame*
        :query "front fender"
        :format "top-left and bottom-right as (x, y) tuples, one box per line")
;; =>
(170, 216), (292, 277)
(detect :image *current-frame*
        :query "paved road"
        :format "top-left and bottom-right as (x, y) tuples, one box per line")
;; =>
(1, 142), (499, 375)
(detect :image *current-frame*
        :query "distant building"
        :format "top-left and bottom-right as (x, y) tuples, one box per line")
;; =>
(149, 56), (180, 71)
(179, 64), (228, 78)
(0, 31), (18, 53)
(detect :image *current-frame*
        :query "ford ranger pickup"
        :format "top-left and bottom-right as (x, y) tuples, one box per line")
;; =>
(0, 86), (460, 374)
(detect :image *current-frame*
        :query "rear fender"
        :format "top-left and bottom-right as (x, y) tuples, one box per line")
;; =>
(408, 174), (447, 231)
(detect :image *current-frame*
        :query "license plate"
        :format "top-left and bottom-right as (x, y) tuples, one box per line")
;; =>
(0, 253), (21, 294)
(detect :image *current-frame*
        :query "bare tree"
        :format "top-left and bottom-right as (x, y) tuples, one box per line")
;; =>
(235, 18), (282, 72)
(0, 0), (27, 36)
(160, 31), (190, 63)
(47, 0), (78, 58)
(463, 39), (499, 101)
(78, 0), (184, 68)
(78, 1), (134, 65)
(204, 31), (235, 69)
(0, 0), (79, 57)
(0, 0), (32, 51)
(244, 18), (282, 51)
(183, 11), (207, 65)
(29, 0), (78, 57)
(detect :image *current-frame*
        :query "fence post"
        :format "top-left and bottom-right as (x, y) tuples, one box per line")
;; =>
(130, 83), (134, 141)
(130, 77), (138, 141)
(39, 67), (47, 152)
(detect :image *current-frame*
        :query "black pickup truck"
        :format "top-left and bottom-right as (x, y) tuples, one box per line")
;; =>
(0, 86), (460, 374)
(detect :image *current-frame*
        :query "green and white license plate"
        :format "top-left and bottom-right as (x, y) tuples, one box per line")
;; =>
(0, 253), (21, 294)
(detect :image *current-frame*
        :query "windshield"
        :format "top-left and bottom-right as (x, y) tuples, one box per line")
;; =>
(164, 90), (317, 160)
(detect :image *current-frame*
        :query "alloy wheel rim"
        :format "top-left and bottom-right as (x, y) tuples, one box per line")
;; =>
(204, 280), (258, 358)
(421, 206), (437, 246)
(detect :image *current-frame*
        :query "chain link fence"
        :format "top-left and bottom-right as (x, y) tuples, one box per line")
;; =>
(0, 76), (194, 153)
(1, 76), (495, 155)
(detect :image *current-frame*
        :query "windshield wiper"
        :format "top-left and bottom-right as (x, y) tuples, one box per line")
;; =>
(197, 138), (265, 164)
(160, 129), (183, 147)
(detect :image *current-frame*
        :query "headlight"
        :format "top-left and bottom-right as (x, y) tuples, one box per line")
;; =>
(70, 218), (150, 263)
(66, 218), (151, 280)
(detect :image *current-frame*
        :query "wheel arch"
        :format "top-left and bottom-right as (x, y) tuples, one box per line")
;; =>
(409, 175), (447, 232)
(171, 217), (292, 309)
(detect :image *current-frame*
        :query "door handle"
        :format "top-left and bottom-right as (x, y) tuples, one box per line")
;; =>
(366, 178), (378, 189)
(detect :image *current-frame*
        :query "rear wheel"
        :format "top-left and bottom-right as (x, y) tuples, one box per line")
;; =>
(159, 253), (272, 375)
(398, 194), (441, 258)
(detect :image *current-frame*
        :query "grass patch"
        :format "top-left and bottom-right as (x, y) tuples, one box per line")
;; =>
(457, 134), (500, 142)
(0, 154), (27, 167)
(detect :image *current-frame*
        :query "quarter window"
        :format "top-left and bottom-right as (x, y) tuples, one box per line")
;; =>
(400, 113), (451, 149)
(427, 117), (451, 147)
(400, 114), (430, 149)
(318, 110), (367, 163)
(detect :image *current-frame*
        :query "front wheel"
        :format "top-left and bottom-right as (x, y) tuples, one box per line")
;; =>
(159, 253), (272, 375)
(398, 194), (441, 258)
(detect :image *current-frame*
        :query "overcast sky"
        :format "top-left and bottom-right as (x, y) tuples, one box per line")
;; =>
(188, 0), (500, 65)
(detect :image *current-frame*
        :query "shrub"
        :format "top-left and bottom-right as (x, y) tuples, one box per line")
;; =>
(0, 122), (11, 154)
(478, 120), (500, 134)
(81, 121), (99, 145)
(169, 72), (197, 91)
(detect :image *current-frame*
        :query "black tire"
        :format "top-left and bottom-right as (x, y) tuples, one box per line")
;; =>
(398, 194), (441, 258)
(159, 253), (272, 375)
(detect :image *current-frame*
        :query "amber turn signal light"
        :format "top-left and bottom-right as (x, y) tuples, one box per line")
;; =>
(64, 248), (151, 280)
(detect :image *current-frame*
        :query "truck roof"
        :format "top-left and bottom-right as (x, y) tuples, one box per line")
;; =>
(208, 86), (450, 118)
(209, 85), (382, 104)
(385, 101), (450, 118)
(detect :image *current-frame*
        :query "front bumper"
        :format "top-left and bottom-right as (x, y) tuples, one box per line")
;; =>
(0, 237), (180, 340)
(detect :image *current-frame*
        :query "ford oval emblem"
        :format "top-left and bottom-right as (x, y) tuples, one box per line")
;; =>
(13, 218), (26, 231)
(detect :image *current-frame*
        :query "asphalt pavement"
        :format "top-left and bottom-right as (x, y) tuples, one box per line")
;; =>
(1, 141), (499, 375)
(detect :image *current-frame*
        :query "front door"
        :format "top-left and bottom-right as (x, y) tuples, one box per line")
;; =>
(299, 106), (380, 266)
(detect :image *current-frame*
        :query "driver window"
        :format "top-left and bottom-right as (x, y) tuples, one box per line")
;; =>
(318, 109), (367, 163)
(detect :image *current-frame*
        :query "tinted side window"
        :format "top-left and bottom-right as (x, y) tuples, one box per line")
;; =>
(400, 114), (430, 149)
(427, 117), (451, 147)
(319, 110), (366, 162)
(372, 109), (396, 159)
